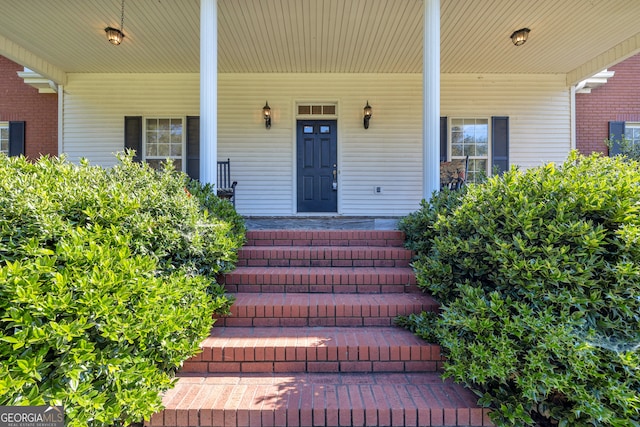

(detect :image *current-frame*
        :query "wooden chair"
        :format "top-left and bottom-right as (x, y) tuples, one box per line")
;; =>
(440, 156), (468, 190)
(217, 158), (238, 207)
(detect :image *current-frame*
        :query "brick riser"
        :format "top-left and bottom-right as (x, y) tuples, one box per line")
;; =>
(149, 229), (493, 427)
(216, 293), (438, 327)
(182, 326), (445, 374)
(221, 267), (419, 294)
(245, 230), (406, 248)
(237, 246), (412, 268)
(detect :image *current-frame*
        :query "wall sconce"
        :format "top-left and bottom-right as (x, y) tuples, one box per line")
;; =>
(363, 101), (372, 129)
(510, 28), (530, 46)
(263, 101), (272, 129)
(105, 0), (126, 45)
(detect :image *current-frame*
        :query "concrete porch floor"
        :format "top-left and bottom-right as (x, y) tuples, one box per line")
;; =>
(243, 216), (401, 230)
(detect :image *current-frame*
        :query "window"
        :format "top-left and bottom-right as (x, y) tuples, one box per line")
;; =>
(0, 122), (8, 155)
(450, 118), (489, 183)
(144, 118), (184, 171)
(626, 122), (640, 145)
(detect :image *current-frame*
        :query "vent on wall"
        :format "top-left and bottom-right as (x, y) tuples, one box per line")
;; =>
(297, 104), (337, 116)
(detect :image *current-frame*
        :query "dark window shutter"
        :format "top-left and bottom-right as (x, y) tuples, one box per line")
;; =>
(440, 116), (447, 162)
(8, 121), (25, 157)
(491, 116), (509, 174)
(186, 116), (200, 180)
(124, 116), (142, 162)
(608, 121), (625, 156)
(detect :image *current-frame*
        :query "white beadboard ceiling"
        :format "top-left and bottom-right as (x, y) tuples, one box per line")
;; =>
(1, 0), (640, 83)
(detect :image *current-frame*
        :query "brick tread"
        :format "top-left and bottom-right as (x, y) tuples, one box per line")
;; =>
(183, 326), (444, 373)
(237, 245), (412, 267)
(149, 372), (493, 427)
(217, 293), (437, 327)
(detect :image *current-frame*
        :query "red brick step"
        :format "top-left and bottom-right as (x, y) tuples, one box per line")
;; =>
(222, 266), (418, 294)
(216, 293), (437, 327)
(237, 245), (412, 268)
(149, 372), (493, 427)
(246, 230), (407, 248)
(183, 326), (445, 374)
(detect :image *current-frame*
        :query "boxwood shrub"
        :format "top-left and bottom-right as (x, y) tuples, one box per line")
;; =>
(399, 152), (640, 426)
(0, 153), (245, 426)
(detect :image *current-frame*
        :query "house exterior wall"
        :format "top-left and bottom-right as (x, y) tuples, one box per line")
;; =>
(0, 56), (57, 158)
(576, 54), (640, 155)
(62, 72), (571, 216)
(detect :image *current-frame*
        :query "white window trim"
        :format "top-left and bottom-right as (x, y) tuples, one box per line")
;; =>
(142, 116), (187, 172)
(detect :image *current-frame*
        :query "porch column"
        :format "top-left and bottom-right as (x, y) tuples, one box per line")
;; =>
(423, 0), (440, 198)
(200, 0), (218, 185)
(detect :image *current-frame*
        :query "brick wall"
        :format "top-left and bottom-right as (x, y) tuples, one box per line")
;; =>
(0, 56), (58, 158)
(576, 54), (640, 155)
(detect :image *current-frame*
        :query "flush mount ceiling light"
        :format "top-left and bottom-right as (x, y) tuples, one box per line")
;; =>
(105, 0), (126, 45)
(510, 28), (530, 46)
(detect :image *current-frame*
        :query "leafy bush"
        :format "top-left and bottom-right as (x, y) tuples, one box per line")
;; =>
(0, 153), (245, 426)
(399, 152), (640, 426)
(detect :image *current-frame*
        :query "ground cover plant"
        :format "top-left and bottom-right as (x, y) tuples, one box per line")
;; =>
(399, 152), (640, 426)
(0, 153), (245, 426)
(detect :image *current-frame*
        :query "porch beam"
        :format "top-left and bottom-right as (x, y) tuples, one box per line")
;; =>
(200, 0), (218, 185)
(0, 34), (67, 85)
(423, 0), (440, 198)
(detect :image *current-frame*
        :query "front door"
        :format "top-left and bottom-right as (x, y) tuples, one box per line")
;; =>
(296, 120), (338, 213)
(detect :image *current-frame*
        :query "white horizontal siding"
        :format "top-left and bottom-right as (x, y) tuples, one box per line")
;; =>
(62, 72), (572, 217)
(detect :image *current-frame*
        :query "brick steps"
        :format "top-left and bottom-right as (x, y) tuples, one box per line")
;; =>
(149, 229), (491, 426)
(245, 230), (406, 247)
(182, 327), (444, 374)
(149, 372), (491, 427)
(221, 266), (418, 294)
(216, 293), (438, 327)
(237, 246), (412, 268)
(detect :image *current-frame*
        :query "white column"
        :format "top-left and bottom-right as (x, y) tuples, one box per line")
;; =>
(423, 0), (440, 198)
(200, 0), (218, 185)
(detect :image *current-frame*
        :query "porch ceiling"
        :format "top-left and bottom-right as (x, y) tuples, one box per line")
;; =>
(1, 0), (640, 84)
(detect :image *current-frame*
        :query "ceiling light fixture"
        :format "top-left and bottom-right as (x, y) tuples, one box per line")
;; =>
(105, 0), (126, 45)
(510, 28), (530, 46)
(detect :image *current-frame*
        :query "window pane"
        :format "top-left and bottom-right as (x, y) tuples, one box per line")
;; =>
(158, 144), (170, 156)
(304, 126), (313, 134)
(171, 144), (182, 156)
(147, 119), (157, 131)
(298, 105), (311, 115)
(323, 105), (336, 115)
(464, 143), (476, 156)
(451, 144), (463, 156)
(320, 126), (330, 134)
(159, 119), (170, 130)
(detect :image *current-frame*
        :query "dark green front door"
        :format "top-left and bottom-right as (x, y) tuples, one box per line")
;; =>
(296, 120), (338, 213)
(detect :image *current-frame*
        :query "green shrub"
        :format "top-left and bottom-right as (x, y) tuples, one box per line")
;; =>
(400, 152), (640, 426)
(0, 153), (245, 426)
